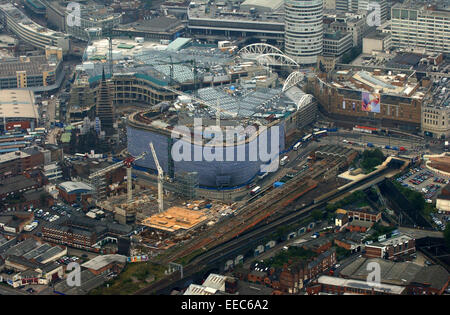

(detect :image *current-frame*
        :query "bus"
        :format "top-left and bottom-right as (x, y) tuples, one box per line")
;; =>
(302, 134), (312, 142)
(313, 130), (327, 138)
(280, 156), (289, 166)
(353, 125), (378, 134)
(250, 186), (261, 196)
(293, 142), (302, 151)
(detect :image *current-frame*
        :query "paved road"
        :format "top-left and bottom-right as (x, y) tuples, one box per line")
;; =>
(398, 226), (444, 239)
(0, 284), (28, 295)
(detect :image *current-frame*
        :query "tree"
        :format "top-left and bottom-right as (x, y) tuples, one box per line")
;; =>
(312, 209), (323, 221)
(40, 193), (48, 207)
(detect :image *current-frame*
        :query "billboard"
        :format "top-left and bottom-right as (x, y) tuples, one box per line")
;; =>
(127, 255), (149, 263)
(361, 92), (380, 113)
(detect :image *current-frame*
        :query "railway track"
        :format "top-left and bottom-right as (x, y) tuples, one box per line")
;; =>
(136, 164), (401, 295)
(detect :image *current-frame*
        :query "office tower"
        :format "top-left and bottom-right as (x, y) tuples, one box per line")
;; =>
(285, 0), (324, 65)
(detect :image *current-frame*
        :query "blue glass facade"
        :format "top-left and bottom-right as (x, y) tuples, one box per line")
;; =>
(127, 123), (285, 188)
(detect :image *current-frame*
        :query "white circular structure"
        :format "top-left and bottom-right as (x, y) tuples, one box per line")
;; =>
(238, 43), (285, 60)
(256, 53), (299, 68)
(282, 71), (305, 92)
(284, 0), (323, 66)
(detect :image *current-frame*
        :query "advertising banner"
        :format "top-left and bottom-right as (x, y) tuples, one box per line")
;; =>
(361, 92), (381, 113)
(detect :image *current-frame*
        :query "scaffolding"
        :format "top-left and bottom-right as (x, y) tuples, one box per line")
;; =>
(90, 175), (107, 201)
(174, 171), (199, 199)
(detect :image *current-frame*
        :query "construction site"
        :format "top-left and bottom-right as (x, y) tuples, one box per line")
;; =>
(160, 144), (359, 262)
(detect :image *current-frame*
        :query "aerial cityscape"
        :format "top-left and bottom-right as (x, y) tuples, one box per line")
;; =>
(0, 0), (449, 302)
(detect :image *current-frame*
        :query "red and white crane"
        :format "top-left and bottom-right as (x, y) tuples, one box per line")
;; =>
(89, 152), (147, 203)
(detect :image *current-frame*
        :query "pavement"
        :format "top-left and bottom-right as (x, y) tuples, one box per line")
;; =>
(398, 226), (444, 239)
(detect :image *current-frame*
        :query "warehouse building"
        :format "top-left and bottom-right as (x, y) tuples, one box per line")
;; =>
(0, 89), (38, 131)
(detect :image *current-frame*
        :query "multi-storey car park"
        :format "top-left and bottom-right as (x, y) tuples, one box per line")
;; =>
(0, 2), (70, 54)
(187, 0), (285, 46)
(0, 47), (63, 91)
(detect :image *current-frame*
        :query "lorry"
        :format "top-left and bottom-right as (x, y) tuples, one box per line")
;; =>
(367, 143), (374, 148)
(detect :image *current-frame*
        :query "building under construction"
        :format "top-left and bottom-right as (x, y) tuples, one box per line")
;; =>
(95, 69), (115, 136)
(174, 171), (199, 199)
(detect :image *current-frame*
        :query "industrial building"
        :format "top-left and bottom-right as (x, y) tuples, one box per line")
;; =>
(337, 257), (449, 295)
(0, 238), (66, 287)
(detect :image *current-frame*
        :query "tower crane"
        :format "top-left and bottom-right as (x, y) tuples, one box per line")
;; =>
(89, 152), (147, 203)
(149, 142), (164, 213)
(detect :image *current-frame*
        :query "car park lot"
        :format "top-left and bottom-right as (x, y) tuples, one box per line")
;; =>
(396, 167), (447, 203)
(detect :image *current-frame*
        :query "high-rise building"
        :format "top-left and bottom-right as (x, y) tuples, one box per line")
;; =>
(391, 2), (450, 54)
(285, 0), (324, 65)
(335, 0), (388, 23)
(96, 69), (115, 136)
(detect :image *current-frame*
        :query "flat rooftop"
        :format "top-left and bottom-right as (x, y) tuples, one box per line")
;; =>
(81, 254), (127, 271)
(188, 0), (284, 24)
(0, 2), (67, 39)
(317, 275), (406, 294)
(0, 55), (57, 77)
(115, 16), (184, 33)
(0, 89), (38, 120)
(330, 69), (428, 99)
(141, 206), (209, 232)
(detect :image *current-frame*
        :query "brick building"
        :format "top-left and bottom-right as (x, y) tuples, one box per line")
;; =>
(300, 237), (334, 254)
(307, 275), (406, 295)
(365, 233), (415, 260)
(346, 207), (382, 223)
(57, 181), (94, 204)
(346, 219), (374, 233)
(278, 249), (336, 294)
(0, 175), (41, 200)
(310, 68), (430, 131)
(41, 216), (132, 252)
(81, 254), (126, 275)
